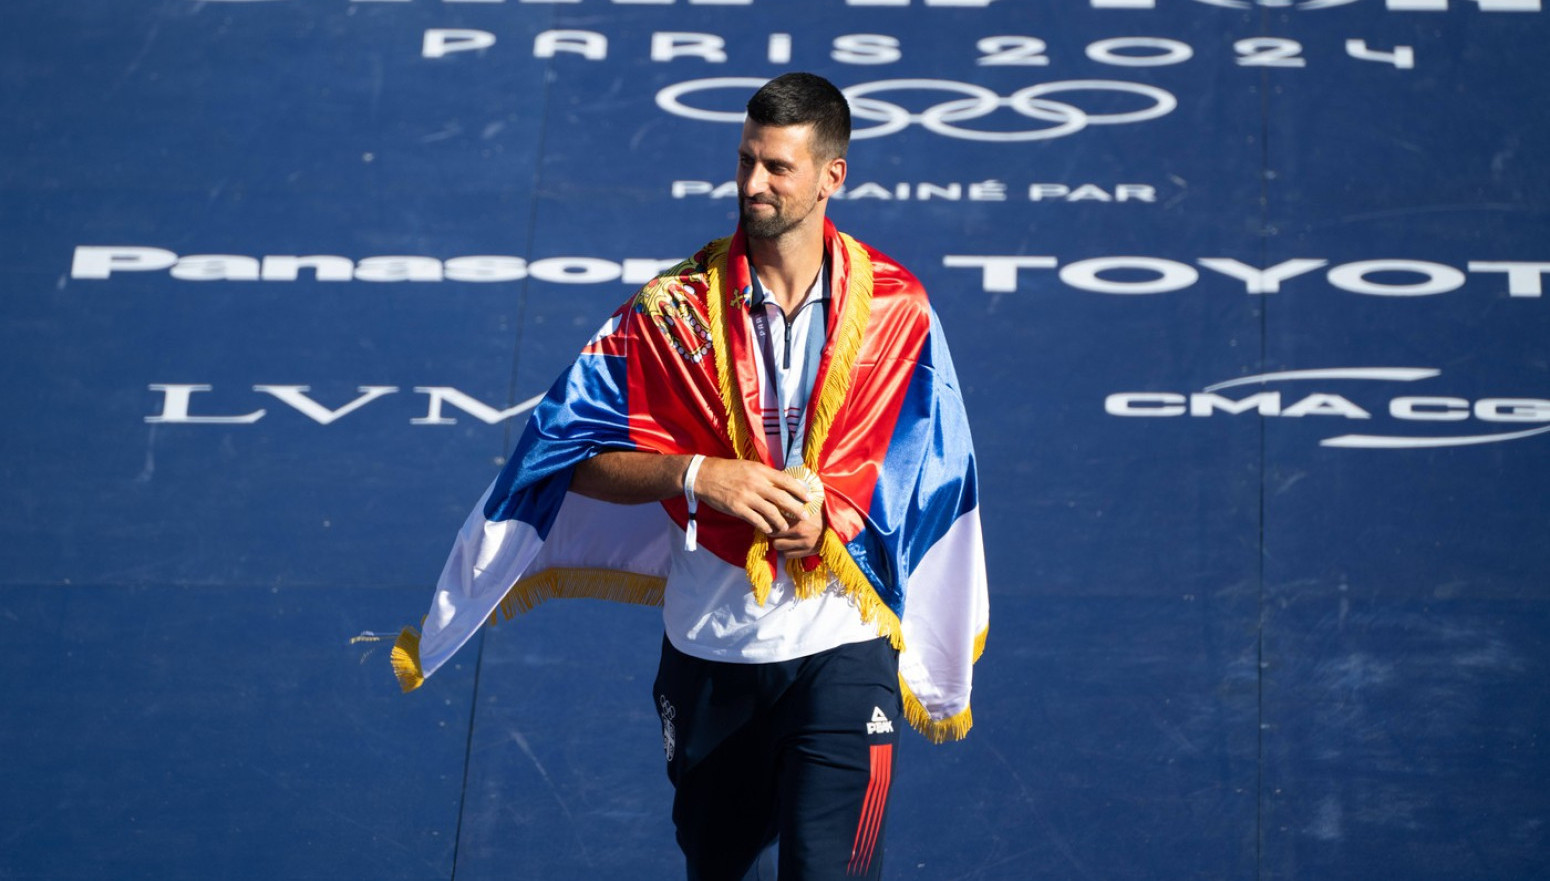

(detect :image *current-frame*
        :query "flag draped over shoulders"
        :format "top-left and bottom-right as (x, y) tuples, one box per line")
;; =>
(394, 220), (989, 743)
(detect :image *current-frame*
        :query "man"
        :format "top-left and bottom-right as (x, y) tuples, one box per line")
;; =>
(393, 72), (988, 881)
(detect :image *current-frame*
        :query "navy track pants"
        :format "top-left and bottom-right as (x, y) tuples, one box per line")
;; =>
(653, 636), (903, 881)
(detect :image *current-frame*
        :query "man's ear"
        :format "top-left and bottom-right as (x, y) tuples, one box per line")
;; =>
(818, 156), (847, 201)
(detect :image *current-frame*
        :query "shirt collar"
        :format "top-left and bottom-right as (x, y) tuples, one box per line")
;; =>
(748, 256), (831, 311)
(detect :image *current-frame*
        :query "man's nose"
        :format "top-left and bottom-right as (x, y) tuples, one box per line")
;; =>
(743, 164), (769, 194)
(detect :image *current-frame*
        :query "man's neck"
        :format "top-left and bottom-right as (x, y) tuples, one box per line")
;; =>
(746, 223), (826, 317)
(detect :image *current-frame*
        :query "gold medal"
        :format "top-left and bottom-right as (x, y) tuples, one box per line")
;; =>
(783, 465), (825, 520)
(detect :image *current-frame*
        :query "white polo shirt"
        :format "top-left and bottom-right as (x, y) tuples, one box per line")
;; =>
(662, 260), (882, 663)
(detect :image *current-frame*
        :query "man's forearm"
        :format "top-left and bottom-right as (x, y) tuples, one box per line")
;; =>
(572, 450), (816, 543)
(571, 451), (691, 504)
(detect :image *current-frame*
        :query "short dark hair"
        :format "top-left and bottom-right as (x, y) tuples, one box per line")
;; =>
(746, 72), (850, 161)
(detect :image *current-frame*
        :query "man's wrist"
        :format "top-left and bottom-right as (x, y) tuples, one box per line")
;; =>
(682, 454), (706, 505)
(681, 454), (707, 552)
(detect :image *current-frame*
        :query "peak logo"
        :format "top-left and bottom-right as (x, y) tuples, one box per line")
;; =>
(1106, 368), (1550, 449)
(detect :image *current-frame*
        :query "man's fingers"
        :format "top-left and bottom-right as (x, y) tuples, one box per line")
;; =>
(768, 472), (811, 504)
(739, 497), (788, 534)
(695, 458), (818, 531)
(769, 510), (823, 555)
(761, 476), (814, 522)
(770, 528), (822, 558)
(738, 461), (808, 502)
(766, 494), (809, 524)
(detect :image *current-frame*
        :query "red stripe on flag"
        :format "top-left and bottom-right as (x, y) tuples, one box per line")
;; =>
(847, 743), (893, 876)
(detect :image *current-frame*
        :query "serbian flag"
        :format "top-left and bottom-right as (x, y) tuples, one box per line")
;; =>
(395, 221), (989, 743)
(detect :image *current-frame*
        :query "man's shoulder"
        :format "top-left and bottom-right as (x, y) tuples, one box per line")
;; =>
(838, 229), (919, 282)
(842, 232), (929, 312)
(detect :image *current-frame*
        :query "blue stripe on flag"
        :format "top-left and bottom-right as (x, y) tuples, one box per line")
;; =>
(484, 351), (633, 537)
(860, 313), (979, 607)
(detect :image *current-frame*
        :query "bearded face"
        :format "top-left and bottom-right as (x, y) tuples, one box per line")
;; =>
(735, 121), (842, 242)
(739, 186), (821, 240)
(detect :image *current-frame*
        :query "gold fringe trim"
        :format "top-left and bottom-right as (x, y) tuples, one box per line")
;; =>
(393, 569), (664, 693)
(901, 679), (974, 744)
(727, 235), (876, 606)
(703, 238), (757, 463)
(492, 567), (666, 622)
(746, 538), (774, 607)
(798, 239), (979, 746)
(897, 627), (986, 742)
(707, 235), (785, 605)
(782, 236), (873, 605)
(392, 627), (425, 693)
(706, 237), (779, 604)
(818, 531), (904, 652)
(787, 555), (829, 601)
(789, 239), (881, 620)
(802, 234), (873, 469)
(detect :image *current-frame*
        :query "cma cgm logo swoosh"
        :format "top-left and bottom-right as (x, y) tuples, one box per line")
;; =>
(1106, 367), (1550, 449)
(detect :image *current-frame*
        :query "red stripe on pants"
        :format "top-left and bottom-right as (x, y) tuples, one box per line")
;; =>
(847, 743), (893, 876)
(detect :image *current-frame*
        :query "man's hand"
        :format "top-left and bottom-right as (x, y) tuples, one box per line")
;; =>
(769, 516), (823, 558)
(694, 457), (817, 539)
(571, 453), (824, 551)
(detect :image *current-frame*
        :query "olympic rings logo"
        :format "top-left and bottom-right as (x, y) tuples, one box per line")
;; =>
(656, 77), (1178, 143)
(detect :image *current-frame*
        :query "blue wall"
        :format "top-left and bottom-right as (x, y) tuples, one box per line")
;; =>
(2, 1), (1546, 879)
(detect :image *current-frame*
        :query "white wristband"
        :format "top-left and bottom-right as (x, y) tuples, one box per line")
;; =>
(683, 454), (706, 552)
(683, 454), (705, 509)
